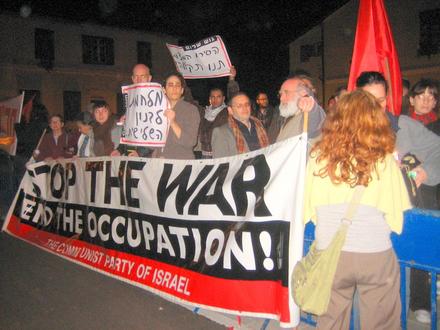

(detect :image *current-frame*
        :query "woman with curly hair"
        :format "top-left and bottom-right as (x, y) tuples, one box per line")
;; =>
(303, 90), (411, 329)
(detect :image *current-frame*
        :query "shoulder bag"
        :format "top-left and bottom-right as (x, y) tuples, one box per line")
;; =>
(291, 185), (365, 315)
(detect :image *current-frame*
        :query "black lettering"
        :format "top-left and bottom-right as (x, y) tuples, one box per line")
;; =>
(86, 161), (104, 203)
(50, 164), (65, 199)
(141, 94), (148, 106)
(189, 163), (234, 215)
(126, 161), (146, 208)
(231, 155), (272, 216)
(64, 163), (76, 199)
(155, 90), (163, 106)
(104, 161), (125, 205)
(32, 164), (51, 197)
(128, 94), (138, 108)
(157, 164), (214, 214)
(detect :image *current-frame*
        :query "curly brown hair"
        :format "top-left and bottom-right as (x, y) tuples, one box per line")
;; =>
(311, 90), (395, 187)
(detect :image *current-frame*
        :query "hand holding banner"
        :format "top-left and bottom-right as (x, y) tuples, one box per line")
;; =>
(167, 36), (232, 79)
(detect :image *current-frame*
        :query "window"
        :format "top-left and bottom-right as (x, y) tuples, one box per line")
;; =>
(35, 28), (54, 60)
(300, 42), (322, 63)
(419, 8), (440, 56)
(300, 45), (314, 63)
(35, 28), (54, 69)
(63, 91), (81, 121)
(137, 41), (152, 68)
(82, 35), (114, 65)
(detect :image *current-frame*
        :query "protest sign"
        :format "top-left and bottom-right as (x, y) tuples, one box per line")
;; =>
(167, 36), (232, 79)
(120, 83), (168, 147)
(3, 135), (307, 327)
(0, 93), (24, 155)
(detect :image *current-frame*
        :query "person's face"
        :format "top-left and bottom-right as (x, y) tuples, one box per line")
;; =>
(228, 95), (251, 124)
(410, 88), (437, 115)
(279, 79), (301, 106)
(77, 122), (91, 135)
(94, 107), (110, 125)
(328, 98), (336, 108)
(49, 116), (64, 133)
(132, 64), (152, 84)
(256, 93), (269, 108)
(402, 86), (409, 97)
(165, 76), (184, 102)
(361, 83), (387, 111)
(209, 90), (225, 108)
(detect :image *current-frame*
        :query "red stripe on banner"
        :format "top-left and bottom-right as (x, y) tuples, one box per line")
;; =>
(5, 215), (291, 323)
(121, 84), (162, 92)
(119, 138), (166, 145)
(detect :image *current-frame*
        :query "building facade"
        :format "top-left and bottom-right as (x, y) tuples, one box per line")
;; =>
(289, 0), (440, 106)
(0, 12), (178, 120)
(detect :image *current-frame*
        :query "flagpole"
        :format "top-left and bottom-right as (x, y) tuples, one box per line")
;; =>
(17, 91), (25, 123)
(302, 112), (309, 134)
(27, 128), (47, 165)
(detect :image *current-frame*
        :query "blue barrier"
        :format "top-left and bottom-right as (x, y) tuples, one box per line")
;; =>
(300, 208), (440, 330)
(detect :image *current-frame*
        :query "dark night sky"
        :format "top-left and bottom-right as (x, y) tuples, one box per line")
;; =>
(1, 0), (349, 104)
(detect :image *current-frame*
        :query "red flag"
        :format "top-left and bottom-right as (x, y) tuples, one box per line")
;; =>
(347, 0), (402, 115)
(22, 95), (35, 123)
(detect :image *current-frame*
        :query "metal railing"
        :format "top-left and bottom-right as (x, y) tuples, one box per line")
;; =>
(301, 208), (440, 330)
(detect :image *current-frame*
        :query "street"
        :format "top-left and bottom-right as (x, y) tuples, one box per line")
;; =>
(0, 231), (225, 330)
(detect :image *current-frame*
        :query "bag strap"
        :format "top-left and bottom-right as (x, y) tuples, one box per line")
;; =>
(341, 185), (365, 224)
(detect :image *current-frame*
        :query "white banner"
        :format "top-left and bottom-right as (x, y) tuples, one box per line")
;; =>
(120, 83), (169, 147)
(167, 36), (232, 79)
(4, 135), (307, 327)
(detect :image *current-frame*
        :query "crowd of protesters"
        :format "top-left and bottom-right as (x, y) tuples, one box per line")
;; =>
(1, 62), (440, 328)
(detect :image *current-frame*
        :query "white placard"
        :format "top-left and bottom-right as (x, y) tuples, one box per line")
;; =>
(167, 35), (232, 79)
(120, 83), (169, 147)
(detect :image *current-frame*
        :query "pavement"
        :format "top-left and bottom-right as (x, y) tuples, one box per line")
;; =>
(0, 217), (436, 330)
(0, 229), (312, 330)
(0, 232), (224, 330)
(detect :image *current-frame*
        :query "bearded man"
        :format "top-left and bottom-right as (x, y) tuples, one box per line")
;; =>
(275, 77), (326, 142)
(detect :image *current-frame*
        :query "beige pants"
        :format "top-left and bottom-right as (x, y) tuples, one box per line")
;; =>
(317, 249), (401, 330)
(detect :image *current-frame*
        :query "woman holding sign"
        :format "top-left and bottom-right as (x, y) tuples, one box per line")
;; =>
(153, 72), (200, 159)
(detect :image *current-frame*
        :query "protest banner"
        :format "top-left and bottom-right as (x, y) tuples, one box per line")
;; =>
(2, 134), (307, 327)
(0, 93), (24, 155)
(167, 36), (232, 79)
(120, 83), (169, 147)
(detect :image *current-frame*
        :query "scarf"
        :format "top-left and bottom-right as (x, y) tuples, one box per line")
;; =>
(410, 110), (437, 126)
(93, 116), (115, 156)
(205, 103), (227, 122)
(228, 115), (269, 154)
